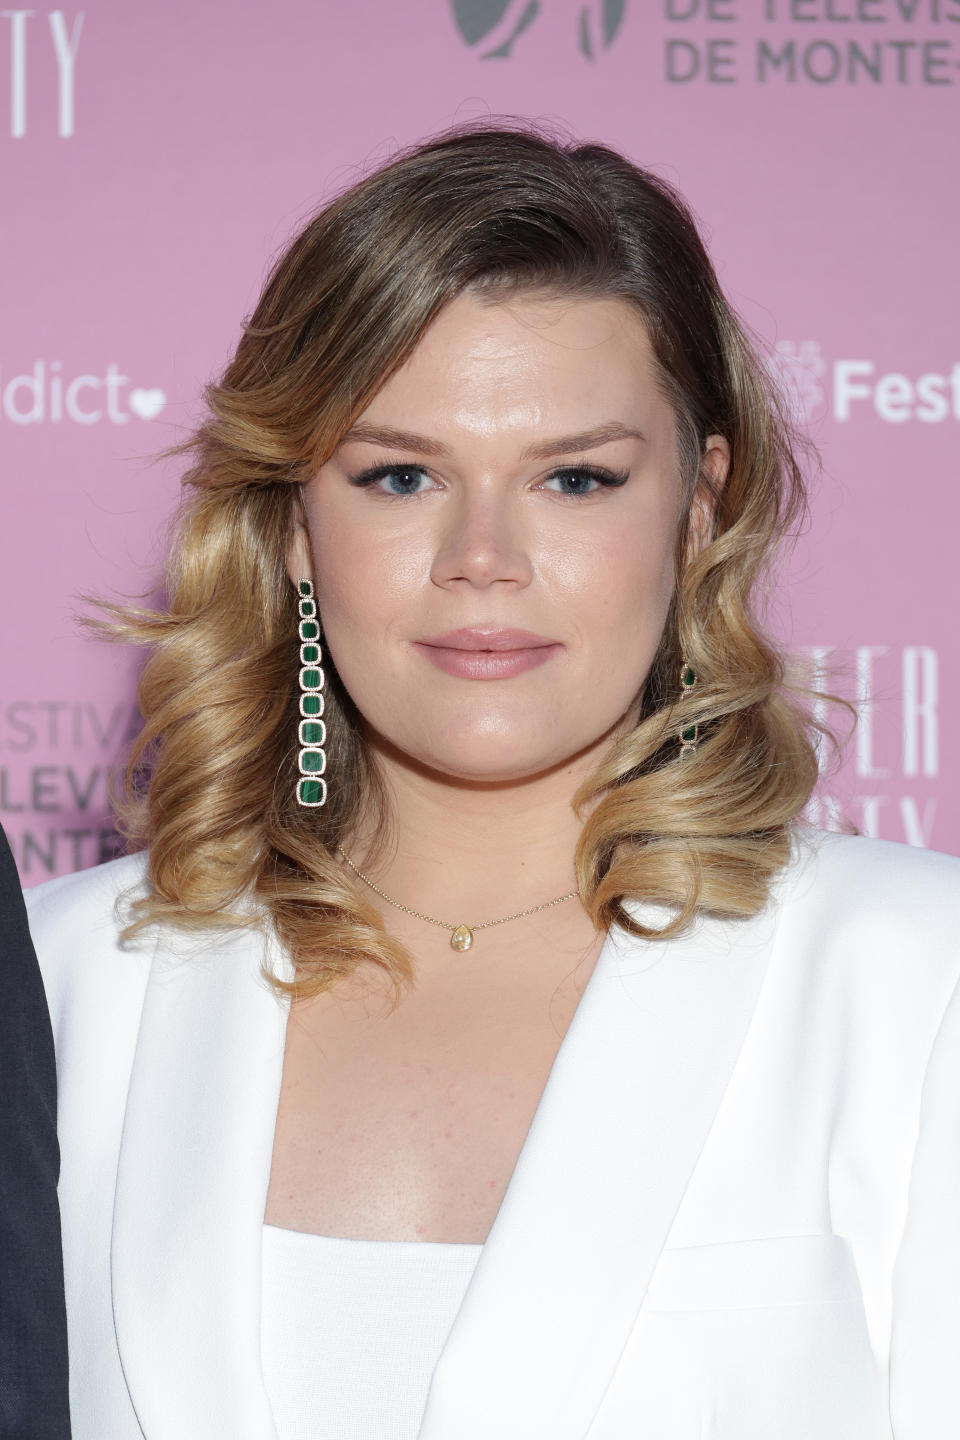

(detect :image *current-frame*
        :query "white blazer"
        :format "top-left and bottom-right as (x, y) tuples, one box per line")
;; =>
(26, 828), (960, 1440)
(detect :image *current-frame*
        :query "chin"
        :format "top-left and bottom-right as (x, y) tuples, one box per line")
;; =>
(364, 705), (625, 787)
(418, 760), (565, 787)
(399, 734), (597, 787)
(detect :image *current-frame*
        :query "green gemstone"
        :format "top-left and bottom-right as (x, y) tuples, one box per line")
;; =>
(299, 598), (317, 618)
(297, 777), (326, 806)
(300, 643), (320, 664)
(680, 724), (699, 744)
(299, 620), (320, 641)
(298, 580), (313, 597)
(300, 748), (326, 774)
(681, 666), (696, 689)
(301, 693), (322, 716)
(301, 667), (322, 690)
(299, 719), (326, 746)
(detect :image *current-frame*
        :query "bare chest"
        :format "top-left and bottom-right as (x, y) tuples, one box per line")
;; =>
(265, 943), (596, 1243)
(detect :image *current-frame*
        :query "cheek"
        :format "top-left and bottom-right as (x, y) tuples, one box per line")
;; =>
(547, 519), (676, 649)
(309, 515), (425, 634)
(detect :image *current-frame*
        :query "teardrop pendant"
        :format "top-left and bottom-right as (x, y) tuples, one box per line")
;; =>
(450, 925), (474, 953)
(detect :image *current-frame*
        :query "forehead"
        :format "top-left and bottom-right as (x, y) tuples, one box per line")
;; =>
(358, 291), (667, 439)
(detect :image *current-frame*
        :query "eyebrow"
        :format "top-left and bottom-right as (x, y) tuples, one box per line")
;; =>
(338, 421), (646, 460)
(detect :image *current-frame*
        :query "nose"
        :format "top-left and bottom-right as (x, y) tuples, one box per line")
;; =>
(429, 486), (534, 591)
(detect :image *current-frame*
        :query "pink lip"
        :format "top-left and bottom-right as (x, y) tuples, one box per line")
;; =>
(419, 628), (557, 651)
(413, 628), (563, 680)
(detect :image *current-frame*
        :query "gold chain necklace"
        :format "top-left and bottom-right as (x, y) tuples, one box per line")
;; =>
(337, 846), (580, 952)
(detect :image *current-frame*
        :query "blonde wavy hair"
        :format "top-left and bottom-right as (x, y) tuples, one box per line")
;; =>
(103, 122), (833, 998)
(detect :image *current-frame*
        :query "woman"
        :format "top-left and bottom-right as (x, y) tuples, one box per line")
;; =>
(26, 124), (959, 1439)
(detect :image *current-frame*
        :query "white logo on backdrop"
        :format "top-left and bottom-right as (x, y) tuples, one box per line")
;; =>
(127, 387), (166, 420)
(0, 362), (166, 424)
(769, 343), (960, 424)
(767, 340), (826, 423)
(833, 361), (960, 424)
(803, 645), (939, 849)
(2, 10), (83, 138)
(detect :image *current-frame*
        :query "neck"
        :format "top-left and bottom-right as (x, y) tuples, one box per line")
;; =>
(347, 738), (607, 925)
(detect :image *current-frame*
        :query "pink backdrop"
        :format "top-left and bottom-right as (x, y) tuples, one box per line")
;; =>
(2, 0), (956, 881)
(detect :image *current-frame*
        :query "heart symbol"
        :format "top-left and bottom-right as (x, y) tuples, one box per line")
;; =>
(128, 387), (166, 420)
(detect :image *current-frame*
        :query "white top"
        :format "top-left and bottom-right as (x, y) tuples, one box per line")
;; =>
(27, 834), (960, 1439)
(260, 1224), (483, 1439)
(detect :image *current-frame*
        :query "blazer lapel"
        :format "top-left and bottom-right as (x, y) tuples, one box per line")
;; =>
(109, 882), (782, 1440)
(420, 897), (779, 1440)
(111, 922), (292, 1439)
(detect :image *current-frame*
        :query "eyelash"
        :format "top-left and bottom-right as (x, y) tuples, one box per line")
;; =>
(347, 460), (630, 499)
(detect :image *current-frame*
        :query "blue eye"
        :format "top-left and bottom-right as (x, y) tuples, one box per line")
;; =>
(348, 459), (629, 498)
(542, 465), (629, 496)
(349, 463), (435, 496)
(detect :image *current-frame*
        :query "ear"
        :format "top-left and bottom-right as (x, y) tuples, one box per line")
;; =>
(685, 433), (729, 566)
(286, 484), (314, 590)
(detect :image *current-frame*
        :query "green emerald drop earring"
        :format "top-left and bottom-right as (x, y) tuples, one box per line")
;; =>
(296, 579), (327, 807)
(679, 659), (699, 760)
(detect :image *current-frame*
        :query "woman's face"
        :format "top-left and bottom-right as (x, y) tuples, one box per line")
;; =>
(290, 290), (724, 786)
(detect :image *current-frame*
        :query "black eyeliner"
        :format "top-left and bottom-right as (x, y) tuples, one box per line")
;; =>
(549, 463), (629, 488)
(347, 459), (430, 488)
(346, 458), (630, 492)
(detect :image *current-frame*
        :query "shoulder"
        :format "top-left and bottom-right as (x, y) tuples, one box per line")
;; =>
(0, 819), (28, 915)
(25, 852), (283, 1033)
(771, 828), (959, 1040)
(24, 851), (154, 1029)
(0, 823), (56, 1109)
(0, 822), (47, 1002)
(26, 846), (148, 911)
(782, 828), (958, 940)
(25, 849), (150, 949)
